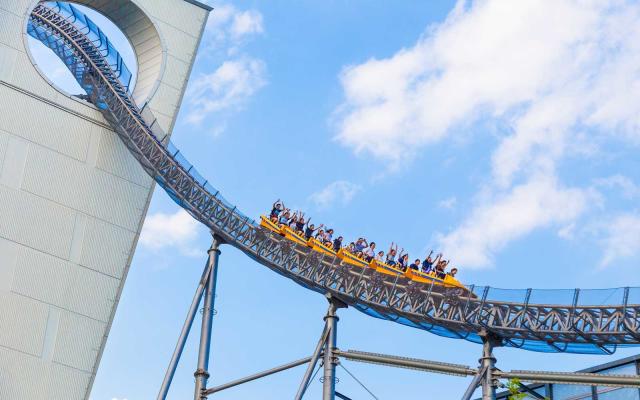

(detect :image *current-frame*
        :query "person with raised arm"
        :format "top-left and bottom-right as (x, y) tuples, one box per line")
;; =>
(435, 258), (449, 279)
(397, 250), (409, 271)
(385, 242), (398, 266)
(295, 213), (306, 233)
(270, 199), (285, 219)
(354, 238), (367, 252)
(304, 220), (323, 240)
(422, 251), (434, 274)
(288, 212), (299, 230)
(278, 209), (291, 226)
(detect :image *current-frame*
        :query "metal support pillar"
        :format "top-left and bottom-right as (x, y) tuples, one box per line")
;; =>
(194, 236), (222, 400)
(157, 258), (213, 400)
(295, 326), (329, 400)
(479, 331), (501, 400)
(322, 296), (347, 400)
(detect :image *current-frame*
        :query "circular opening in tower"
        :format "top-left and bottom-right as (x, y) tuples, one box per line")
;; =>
(27, 1), (138, 101)
(26, 0), (163, 105)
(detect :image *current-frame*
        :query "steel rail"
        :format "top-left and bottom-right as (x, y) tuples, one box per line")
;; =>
(333, 350), (477, 377)
(494, 370), (640, 388)
(26, 3), (640, 354)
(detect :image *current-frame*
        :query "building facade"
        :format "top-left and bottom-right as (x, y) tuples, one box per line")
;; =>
(493, 355), (640, 400)
(0, 0), (211, 398)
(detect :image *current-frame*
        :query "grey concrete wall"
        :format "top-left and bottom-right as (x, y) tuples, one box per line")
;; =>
(0, 1), (210, 398)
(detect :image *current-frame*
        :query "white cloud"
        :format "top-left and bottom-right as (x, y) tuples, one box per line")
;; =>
(186, 2), (267, 129)
(594, 175), (640, 200)
(205, 3), (264, 49)
(335, 0), (640, 268)
(437, 175), (590, 268)
(139, 210), (202, 257)
(599, 213), (640, 268)
(438, 196), (457, 210)
(230, 10), (264, 39)
(187, 58), (267, 124)
(309, 181), (362, 209)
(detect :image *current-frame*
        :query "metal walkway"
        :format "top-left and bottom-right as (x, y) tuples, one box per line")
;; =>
(27, 1), (640, 355)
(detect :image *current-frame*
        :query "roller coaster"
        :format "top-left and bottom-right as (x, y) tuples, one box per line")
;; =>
(24, 2), (640, 399)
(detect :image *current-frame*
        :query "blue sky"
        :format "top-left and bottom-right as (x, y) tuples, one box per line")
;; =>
(31, 1), (640, 399)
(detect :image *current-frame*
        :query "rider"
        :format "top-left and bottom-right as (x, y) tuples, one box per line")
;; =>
(422, 252), (434, 274)
(333, 236), (343, 252)
(363, 242), (376, 262)
(270, 199), (284, 219)
(278, 210), (291, 226)
(386, 243), (398, 266)
(397, 252), (409, 271)
(304, 222), (323, 240)
(435, 258), (449, 279)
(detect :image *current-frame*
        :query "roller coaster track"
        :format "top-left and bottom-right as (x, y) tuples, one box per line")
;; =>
(27, 2), (640, 355)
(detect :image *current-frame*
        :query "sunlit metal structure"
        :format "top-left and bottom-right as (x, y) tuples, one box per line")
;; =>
(11, 1), (640, 399)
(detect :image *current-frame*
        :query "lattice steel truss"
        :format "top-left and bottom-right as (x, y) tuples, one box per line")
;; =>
(28, 2), (640, 355)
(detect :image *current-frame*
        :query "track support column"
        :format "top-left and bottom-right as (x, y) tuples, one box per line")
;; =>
(479, 331), (501, 400)
(157, 256), (213, 400)
(322, 295), (347, 400)
(194, 235), (223, 400)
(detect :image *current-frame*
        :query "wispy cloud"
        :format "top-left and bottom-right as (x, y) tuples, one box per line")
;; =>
(438, 196), (457, 210)
(599, 213), (640, 268)
(437, 175), (591, 268)
(205, 3), (264, 51)
(139, 210), (202, 257)
(335, 0), (640, 268)
(309, 181), (362, 209)
(594, 175), (640, 200)
(187, 58), (267, 124)
(187, 2), (267, 130)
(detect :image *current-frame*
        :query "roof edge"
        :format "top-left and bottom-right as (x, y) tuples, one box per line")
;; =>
(182, 0), (213, 12)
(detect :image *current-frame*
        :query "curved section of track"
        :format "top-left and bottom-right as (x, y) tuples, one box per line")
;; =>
(27, 2), (640, 354)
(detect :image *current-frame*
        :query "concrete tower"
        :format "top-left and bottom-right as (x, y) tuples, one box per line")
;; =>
(0, 1), (211, 398)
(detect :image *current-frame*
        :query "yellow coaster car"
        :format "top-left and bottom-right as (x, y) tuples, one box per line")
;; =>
(337, 249), (369, 268)
(260, 215), (283, 234)
(260, 216), (472, 296)
(282, 226), (309, 247)
(369, 259), (405, 276)
(308, 238), (338, 257)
